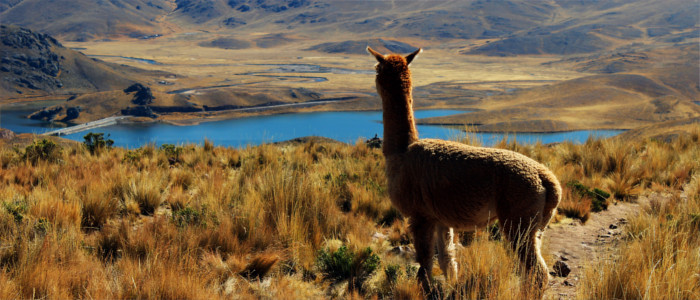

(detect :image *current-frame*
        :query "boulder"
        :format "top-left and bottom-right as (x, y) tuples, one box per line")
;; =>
(552, 260), (571, 277)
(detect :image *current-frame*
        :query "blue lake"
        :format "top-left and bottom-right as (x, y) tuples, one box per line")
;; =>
(1, 107), (623, 148)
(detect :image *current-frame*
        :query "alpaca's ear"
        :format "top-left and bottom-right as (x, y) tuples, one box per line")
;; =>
(367, 46), (385, 63)
(405, 48), (422, 65)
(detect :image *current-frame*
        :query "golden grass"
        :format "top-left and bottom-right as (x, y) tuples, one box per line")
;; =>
(0, 131), (697, 298)
(578, 181), (700, 299)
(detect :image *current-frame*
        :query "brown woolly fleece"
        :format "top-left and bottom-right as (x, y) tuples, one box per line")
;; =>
(368, 47), (561, 297)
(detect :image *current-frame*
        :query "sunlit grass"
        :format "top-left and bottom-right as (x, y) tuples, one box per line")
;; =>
(0, 131), (697, 298)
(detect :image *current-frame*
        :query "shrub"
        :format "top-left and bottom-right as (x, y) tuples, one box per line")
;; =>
(316, 245), (380, 291)
(160, 144), (183, 165)
(3, 199), (28, 223)
(171, 206), (211, 228)
(122, 150), (141, 164)
(83, 132), (114, 155)
(384, 264), (401, 284)
(568, 180), (610, 212)
(22, 139), (62, 164)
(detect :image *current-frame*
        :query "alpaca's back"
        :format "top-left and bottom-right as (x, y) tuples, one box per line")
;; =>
(386, 139), (555, 229)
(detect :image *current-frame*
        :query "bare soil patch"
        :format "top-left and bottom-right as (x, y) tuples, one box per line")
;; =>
(544, 200), (644, 299)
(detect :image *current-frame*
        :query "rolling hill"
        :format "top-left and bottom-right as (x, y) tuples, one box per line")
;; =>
(0, 0), (174, 41)
(419, 44), (700, 133)
(0, 25), (172, 98)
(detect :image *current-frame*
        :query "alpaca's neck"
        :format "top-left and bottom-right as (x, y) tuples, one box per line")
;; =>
(381, 88), (418, 156)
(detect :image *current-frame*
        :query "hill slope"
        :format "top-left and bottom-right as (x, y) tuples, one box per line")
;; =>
(1, 0), (696, 56)
(0, 0), (174, 41)
(419, 67), (700, 132)
(0, 25), (172, 98)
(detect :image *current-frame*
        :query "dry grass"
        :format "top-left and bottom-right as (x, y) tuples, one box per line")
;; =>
(557, 187), (592, 223)
(0, 131), (697, 298)
(578, 180), (700, 299)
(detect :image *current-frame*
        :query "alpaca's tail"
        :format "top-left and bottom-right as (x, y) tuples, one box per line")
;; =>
(538, 169), (562, 229)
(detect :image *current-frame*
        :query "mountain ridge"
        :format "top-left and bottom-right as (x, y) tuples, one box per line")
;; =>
(1, 0), (696, 56)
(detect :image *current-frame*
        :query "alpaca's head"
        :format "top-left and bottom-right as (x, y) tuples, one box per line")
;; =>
(367, 47), (421, 102)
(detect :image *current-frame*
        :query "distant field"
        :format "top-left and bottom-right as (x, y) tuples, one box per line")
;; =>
(55, 36), (590, 125)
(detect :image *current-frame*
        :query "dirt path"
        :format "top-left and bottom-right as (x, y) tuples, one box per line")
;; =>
(543, 200), (643, 299)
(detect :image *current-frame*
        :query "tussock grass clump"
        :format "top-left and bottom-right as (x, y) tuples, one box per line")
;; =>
(557, 186), (592, 223)
(80, 187), (118, 230)
(83, 132), (114, 155)
(240, 253), (280, 279)
(128, 173), (164, 215)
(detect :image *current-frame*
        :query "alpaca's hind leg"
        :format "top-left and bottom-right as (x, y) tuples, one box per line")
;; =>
(409, 215), (436, 291)
(501, 219), (549, 296)
(436, 225), (458, 282)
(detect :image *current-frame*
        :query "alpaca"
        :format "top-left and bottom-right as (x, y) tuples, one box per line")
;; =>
(367, 47), (561, 295)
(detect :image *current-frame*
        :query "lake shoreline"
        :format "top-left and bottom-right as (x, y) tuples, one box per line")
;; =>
(3, 104), (628, 136)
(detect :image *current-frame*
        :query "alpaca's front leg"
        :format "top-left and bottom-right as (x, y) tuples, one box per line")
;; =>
(436, 225), (458, 283)
(409, 215), (436, 291)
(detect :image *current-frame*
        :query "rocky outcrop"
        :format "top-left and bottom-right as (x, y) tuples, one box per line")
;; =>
(1, 24), (62, 49)
(29, 106), (62, 121)
(0, 128), (15, 140)
(222, 17), (246, 28)
(63, 106), (81, 121)
(552, 260), (571, 277)
(124, 83), (155, 105)
(227, 0), (310, 13)
(1, 25), (166, 96)
(1, 25), (63, 92)
(174, 0), (224, 23)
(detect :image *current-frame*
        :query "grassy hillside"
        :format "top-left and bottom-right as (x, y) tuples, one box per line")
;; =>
(0, 130), (697, 298)
(419, 44), (700, 133)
